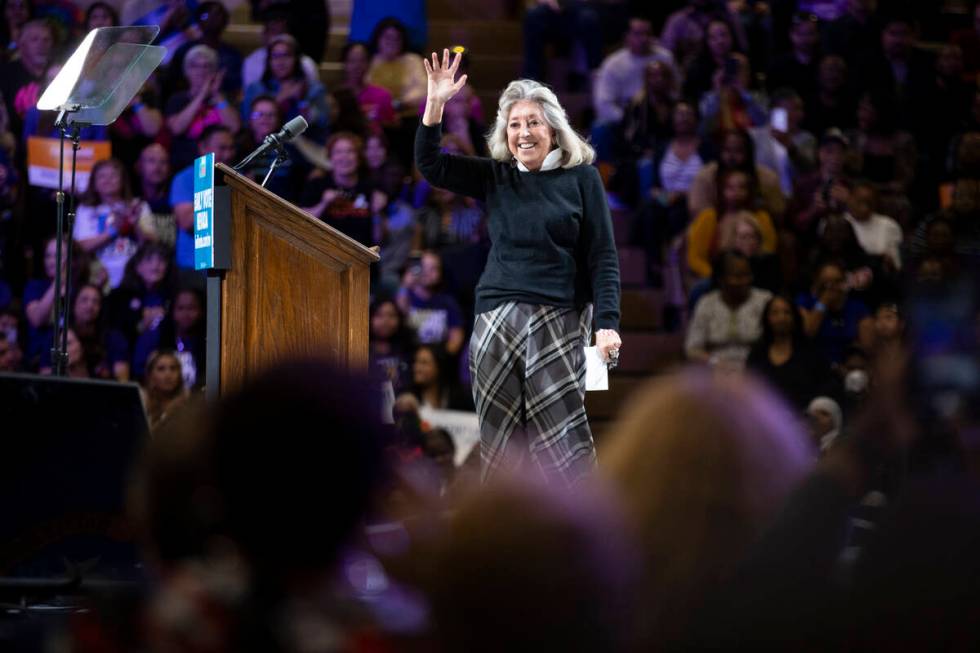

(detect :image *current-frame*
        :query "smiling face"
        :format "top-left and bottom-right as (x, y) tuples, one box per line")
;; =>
(506, 100), (555, 171)
(329, 137), (360, 179)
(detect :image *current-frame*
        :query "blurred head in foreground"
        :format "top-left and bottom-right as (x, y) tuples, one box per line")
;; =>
(425, 474), (639, 653)
(601, 368), (814, 646)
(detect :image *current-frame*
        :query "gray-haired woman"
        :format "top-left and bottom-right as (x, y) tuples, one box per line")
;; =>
(415, 50), (622, 488)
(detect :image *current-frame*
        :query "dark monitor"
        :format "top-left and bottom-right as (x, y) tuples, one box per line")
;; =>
(0, 373), (149, 583)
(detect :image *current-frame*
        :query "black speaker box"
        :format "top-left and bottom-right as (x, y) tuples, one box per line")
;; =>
(0, 373), (148, 582)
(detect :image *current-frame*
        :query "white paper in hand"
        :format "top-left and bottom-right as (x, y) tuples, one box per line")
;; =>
(584, 346), (609, 391)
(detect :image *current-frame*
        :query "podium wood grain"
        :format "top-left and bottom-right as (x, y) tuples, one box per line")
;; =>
(216, 163), (379, 394)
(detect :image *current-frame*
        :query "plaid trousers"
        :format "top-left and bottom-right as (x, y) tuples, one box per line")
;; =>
(469, 301), (596, 487)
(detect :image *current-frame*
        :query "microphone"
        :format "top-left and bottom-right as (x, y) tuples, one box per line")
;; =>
(233, 116), (309, 170)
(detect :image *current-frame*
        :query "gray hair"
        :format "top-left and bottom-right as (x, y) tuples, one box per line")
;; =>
(486, 79), (595, 169)
(183, 44), (219, 74)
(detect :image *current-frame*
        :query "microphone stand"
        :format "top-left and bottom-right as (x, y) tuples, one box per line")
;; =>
(51, 106), (86, 377)
(260, 145), (289, 188)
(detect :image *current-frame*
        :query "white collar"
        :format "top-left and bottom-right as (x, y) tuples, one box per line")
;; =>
(516, 147), (563, 172)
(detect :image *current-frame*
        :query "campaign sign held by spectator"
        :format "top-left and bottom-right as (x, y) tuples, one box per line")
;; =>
(27, 136), (111, 193)
(193, 152), (215, 270)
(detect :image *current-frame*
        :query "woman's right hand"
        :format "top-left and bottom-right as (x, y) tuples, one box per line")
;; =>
(423, 49), (468, 107)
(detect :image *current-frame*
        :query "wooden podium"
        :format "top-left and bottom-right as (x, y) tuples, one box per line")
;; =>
(205, 163), (379, 397)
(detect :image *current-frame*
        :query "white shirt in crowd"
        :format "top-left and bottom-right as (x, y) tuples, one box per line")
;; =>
(845, 212), (903, 269)
(593, 46), (677, 125)
(685, 288), (772, 366)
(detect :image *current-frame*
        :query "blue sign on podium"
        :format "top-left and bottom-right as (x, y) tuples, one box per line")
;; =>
(193, 152), (215, 270)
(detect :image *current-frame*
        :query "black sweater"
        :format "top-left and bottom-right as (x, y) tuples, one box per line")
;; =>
(415, 122), (621, 331)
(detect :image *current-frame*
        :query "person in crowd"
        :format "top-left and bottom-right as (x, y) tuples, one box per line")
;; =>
(716, 210), (781, 292)
(662, 0), (746, 69)
(336, 41), (397, 135)
(767, 12), (821, 106)
(165, 1), (242, 99)
(164, 43), (241, 172)
(39, 327), (88, 377)
(364, 129), (408, 200)
(82, 1), (116, 30)
(234, 95), (306, 201)
(74, 158), (155, 289)
(822, 0), (880, 65)
(300, 131), (388, 248)
(366, 18), (426, 127)
(0, 0), (32, 55)
(798, 259), (874, 365)
(870, 301), (904, 351)
(803, 54), (858, 136)
(806, 213), (888, 304)
(687, 168), (777, 279)
(789, 127), (852, 243)
(417, 52), (621, 487)
(67, 282), (130, 380)
(241, 2), (318, 89)
(414, 145), (486, 251)
(688, 128), (786, 222)
(806, 395), (842, 453)
(698, 51), (768, 138)
(0, 322), (21, 371)
(105, 242), (175, 350)
(22, 236), (87, 371)
(369, 296), (415, 396)
(134, 143), (175, 248)
(0, 18), (51, 135)
(402, 342), (473, 411)
(856, 10), (933, 134)
(109, 82), (164, 173)
(845, 90), (916, 225)
(169, 124), (236, 279)
(844, 179), (903, 270)
(750, 88), (817, 196)
(909, 215), (959, 278)
(683, 16), (739, 104)
(593, 16), (676, 152)
(133, 286), (205, 389)
(422, 474), (638, 653)
(747, 294), (833, 410)
(920, 44), (974, 183)
(241, 34), (330, 141)
(140, 349), (188, 429)
(601, 368), (812, 648)
(521, 0), (603, 87)
(396, 249), (465, 356)
(618, 60), (678, 166)
(685, 249), (772, 368)
(630, 102), (711, 266)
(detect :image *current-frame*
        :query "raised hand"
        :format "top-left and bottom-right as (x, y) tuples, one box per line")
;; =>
(423, 49), (468, 107)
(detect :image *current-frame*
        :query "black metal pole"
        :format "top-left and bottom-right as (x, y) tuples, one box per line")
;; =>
(51, 117), (69, 376)
(58, 127), (82, 369)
